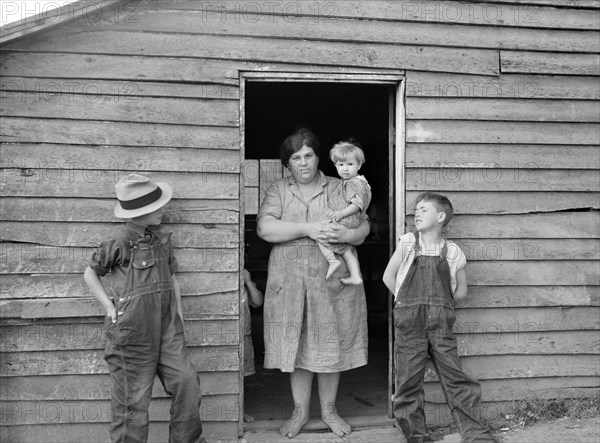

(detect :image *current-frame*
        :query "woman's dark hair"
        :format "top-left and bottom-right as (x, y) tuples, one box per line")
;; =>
(280, 128), (320, 168)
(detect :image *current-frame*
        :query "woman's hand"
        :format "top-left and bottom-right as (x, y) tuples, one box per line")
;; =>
(305, 221), (330, 242)
(318, 219), (370, 246)
(317, 220), (348, 244)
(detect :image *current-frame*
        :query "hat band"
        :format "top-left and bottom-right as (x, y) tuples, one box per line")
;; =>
(119, 186), (163, 210)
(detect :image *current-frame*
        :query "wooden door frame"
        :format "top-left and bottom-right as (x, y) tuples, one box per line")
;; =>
(239, 71), (405, 432)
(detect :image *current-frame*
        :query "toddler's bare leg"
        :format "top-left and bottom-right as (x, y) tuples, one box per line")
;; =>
(340, 249), (363, 285)
(318, 243), (341, 280)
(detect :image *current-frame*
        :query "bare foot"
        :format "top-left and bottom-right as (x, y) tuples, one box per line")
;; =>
(322, 410), (352, 438)
(325, 261), (341, 280)
(279, 406), (309, 439)
(340, 275), (363, 286)
(243, 412), (255, 422)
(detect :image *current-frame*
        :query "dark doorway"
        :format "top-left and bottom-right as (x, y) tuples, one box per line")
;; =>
(243, 80), (392, 425)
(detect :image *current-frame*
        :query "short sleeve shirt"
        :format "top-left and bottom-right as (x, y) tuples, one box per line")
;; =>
(393, 232), (466, 300)
(89, 222), (178, 278)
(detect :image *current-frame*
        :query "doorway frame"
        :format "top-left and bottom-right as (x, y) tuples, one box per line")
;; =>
(239, 71), (405, 432)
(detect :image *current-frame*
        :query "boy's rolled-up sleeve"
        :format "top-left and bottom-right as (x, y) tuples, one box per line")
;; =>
(88, 237), (123, 276)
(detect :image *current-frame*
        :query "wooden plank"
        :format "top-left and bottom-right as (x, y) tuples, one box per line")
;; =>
(455, 331), (600, 356)
(0, 346), (239, 376)
(423, 354), (600, 381)
(0, 51), (402, 84)
(406, 72), (600, 100)
(244, 187), (259, 215)
(407, 97), (600, 122)
(0, 76), (240, 100)
(406, 191), (600, 214)
(0, 91), (239, 126)
(1, 222), (239, 248)
(71, 8), (600, 53)
(406, 144), (600, 169)
(1, 319), (239, 351)
(406, 120), (600, 144)
(1, 171), (239, 199)
(4, 31), (500, 76)
(0, 245), (237, 274)
(0, 293), (240, 319)
(425, 376), (600, 403)
(0, 0), (119, 44)
(453, 307), (600, 332)
(140, 0), (600, 30)
(0, 198), (239, 223)
(452, 239), (599, 260)
(405, 169), (600, 192)
(0, 117), (240, 148)
(12, 296), (223, 320)
(243, 425), (404, 443)
(465, 261), (599, 285)
(0, 394), (239, 424)
(0, 372), (239, 400)
(1, 144), (241, 173)
(457, 286), (600, 308)
(0, 422), (238, 443)
(502, 50), (600, 75)
(0, 273), (238, 300)
(407, 213), (600, 238)
(485, 1), (599, 8)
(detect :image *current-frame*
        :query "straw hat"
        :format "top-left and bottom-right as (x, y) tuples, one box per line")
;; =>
(114, 174), (173, 218)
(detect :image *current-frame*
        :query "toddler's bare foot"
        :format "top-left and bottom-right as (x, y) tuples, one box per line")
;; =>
(243, 412), (255, 422)
(279, 406), (309, 439)
(322, 410), (352, 438)
(340, 275), (363, 286)
(325, 261), (341, 280)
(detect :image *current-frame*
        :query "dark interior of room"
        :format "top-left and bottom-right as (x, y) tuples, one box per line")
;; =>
(244, 81), (392, 422)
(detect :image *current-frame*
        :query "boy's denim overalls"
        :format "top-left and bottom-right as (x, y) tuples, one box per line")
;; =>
(392, 232), (494, 443)
(97, 225), (204, 443)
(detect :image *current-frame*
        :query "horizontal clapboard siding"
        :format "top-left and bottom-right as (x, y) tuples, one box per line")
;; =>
(1, 0), (599, 438)
(405, 26), (599, 423)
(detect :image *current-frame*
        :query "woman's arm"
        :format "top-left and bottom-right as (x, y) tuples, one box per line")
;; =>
(323, 218), (370, 246)
(257, 215), (326, 244)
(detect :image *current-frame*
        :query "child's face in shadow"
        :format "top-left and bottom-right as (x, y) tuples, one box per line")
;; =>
(131, 206), (166, 227)
(334, 153), (361, 180)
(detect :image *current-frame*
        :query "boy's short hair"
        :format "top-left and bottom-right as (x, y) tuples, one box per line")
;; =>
(415, 192), (454, 227)
(329, 139), (365, 164)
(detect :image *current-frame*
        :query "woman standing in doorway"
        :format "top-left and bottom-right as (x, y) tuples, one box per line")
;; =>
(257, 128), (370, 439)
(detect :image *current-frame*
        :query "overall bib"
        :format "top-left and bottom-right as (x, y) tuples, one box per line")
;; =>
(392, 233), (493, 443)
(103, 229), (204, 443)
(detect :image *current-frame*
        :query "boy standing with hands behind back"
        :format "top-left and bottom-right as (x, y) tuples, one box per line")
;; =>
(84, 174), (205, 443)
(383, 192), (494, 443)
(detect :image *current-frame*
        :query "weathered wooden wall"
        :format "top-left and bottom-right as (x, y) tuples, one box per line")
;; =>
(1, 0), (599, 440)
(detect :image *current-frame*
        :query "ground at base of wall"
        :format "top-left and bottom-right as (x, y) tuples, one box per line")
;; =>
(494, 416), (600, 443)
(231, 416), (599, 443)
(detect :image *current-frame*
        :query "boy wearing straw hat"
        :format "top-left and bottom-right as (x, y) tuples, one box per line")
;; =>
(84, 174), (205, 443)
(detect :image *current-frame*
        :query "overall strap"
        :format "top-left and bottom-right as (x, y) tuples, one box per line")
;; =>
(413, 231), (421, 254)
(440, 239), (448, 261)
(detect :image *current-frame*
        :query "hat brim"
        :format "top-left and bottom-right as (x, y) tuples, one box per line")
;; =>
(114, 182), (173, 219)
